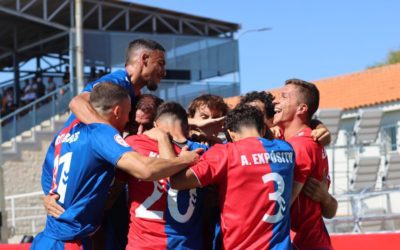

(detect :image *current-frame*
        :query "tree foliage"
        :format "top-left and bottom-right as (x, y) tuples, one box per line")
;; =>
(368, 50), (400, 69)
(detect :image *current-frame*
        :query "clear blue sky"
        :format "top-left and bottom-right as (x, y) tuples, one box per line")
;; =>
(132, 0), (400, 94)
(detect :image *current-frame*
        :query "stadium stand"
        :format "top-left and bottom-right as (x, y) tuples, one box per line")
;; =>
(314, 108), (342, 145)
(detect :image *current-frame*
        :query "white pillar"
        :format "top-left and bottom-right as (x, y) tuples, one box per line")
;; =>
(75, 0), (84, 93)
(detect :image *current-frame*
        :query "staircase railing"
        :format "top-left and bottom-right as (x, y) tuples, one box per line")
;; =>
(1, 84), (72, 144)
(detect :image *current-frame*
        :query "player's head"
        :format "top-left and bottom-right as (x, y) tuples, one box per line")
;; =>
(125, 39), (166, 91)
(225, 105), (265, 141)
(239, 91), (275, 128)
(273, 78), (319, 126)
(188, 94), (228, 119)
(90, 82), (131, 133)
(154, 101), (189, 137)
(127, 94), (164, 135)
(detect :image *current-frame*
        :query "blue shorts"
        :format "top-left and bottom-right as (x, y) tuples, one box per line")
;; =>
(30, 232), (92, 250)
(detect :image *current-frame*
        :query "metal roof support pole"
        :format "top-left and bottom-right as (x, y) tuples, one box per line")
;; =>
(75, 0), (84, 94)
(13, 27), (20, 107)
(69, 31), (76, 96)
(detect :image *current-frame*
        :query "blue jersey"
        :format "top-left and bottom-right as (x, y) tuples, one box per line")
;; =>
(122, 135), (207, 250)
(66, 70), (136, 125)
(83, 70), (135, 99)
(40, 120), (132, 241)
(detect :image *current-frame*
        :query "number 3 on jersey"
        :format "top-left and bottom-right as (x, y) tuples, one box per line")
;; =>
(262, 173), (286, 224)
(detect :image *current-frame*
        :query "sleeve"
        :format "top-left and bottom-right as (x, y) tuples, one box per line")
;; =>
(190, 145), (228, 187)
(291, 141), (313, 184)
(91, 125), (133, 167)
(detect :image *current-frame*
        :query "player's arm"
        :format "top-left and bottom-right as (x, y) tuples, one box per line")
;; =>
(310, 119), (331, 146)
(291, 182), (304, 206)
(144, 127), (176, 159)
(116, 149), (201, 181)
(302, 173), (338, 218)
(170, 168), (201, 190)
(69, 92), (108, 124)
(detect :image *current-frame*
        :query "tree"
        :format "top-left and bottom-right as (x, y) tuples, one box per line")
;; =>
(368, 49), (400, 69)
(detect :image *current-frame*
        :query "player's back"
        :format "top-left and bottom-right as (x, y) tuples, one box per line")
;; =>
(213, 137), (294, 250)
(123, 135), (206, 250)
(41, 122), (126, 241)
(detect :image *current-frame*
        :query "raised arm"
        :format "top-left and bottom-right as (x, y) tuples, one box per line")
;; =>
(69, 92), (108, 124)
(116, 149), (201, 181)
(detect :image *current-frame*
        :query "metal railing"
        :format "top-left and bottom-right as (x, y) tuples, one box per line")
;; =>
(1, 84), (72, 144)
(5, 191), (45, 236)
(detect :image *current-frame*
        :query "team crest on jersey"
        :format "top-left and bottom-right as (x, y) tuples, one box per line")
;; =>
(114, 134), (129, 147)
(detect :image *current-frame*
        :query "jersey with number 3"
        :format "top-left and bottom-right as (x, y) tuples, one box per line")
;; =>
(191, 137), (295, 250)
(40, 121), (132, 241)
(122, 135), (207, 250)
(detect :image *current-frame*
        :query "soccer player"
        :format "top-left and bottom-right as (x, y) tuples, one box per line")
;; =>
(32, 83), (200, 250)
(239, 90), (331, 145)
(171, 105), (295, 250)
(187, 94), (228, 145)
(68, 39), (166, 125)
(125, 94), (164, 135)
(118, 101), (208, 249)
(273, 79), (337, 250)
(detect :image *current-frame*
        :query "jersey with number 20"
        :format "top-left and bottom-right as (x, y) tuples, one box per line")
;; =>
(191, 137), (295, 250)
(122, 134), (207, 250)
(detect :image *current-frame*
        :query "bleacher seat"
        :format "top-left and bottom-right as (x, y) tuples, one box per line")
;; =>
(350, 156), (381, 192)
(314, 108), (342, 145)
(352, 109), (383, 145)
(383, 152), (400, 187)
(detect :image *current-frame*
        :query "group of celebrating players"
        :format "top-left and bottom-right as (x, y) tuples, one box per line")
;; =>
(30, 39), (338, 250)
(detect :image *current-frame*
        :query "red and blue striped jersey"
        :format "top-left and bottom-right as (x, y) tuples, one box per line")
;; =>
(40, 121), (132, 241)
(191, 137), (295, 250)
(121, 135), (208, 250)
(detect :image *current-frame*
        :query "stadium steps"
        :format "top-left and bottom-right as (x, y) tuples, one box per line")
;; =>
(1, 112), (69, 241)
(1, 112), (69, 162)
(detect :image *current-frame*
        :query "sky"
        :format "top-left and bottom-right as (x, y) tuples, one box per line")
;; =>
(131, 0), (400, 94)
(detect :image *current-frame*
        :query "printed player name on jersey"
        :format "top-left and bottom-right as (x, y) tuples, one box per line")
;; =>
(55, 131), (80, 146)
(241, 151), (294, 166)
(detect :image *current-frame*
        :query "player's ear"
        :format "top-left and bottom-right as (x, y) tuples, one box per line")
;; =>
(227, 129), (237, 141)
(113, 104), (122, 119)
(140, 51), (150, 67)
(297, 103), (308, 116)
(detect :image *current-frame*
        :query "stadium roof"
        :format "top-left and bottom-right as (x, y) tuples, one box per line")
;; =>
(225, 63), (400, 111)
(0, 0), (240, 69)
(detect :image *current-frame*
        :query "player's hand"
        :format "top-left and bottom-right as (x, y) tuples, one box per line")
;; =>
(179, 146), (203, 165)
(188, 117), (225, 133)
(43, 193), (65, 218)
(311, 126), (331, 146)
(302, 170), (330, 204)
(144, 127), (169, 141)
(269, 126), (282, 139)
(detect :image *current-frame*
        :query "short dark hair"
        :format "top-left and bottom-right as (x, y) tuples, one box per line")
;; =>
(133, 94), (164, 121)
(239, 91), (276, 119)
(125, 39), (165, 65)
(225, 105), (264, 135)
(285, 78), (320, 120)
(187, 94), (229, 118)
(155, 101), (189, 132)
(90, 82), (130, 115)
